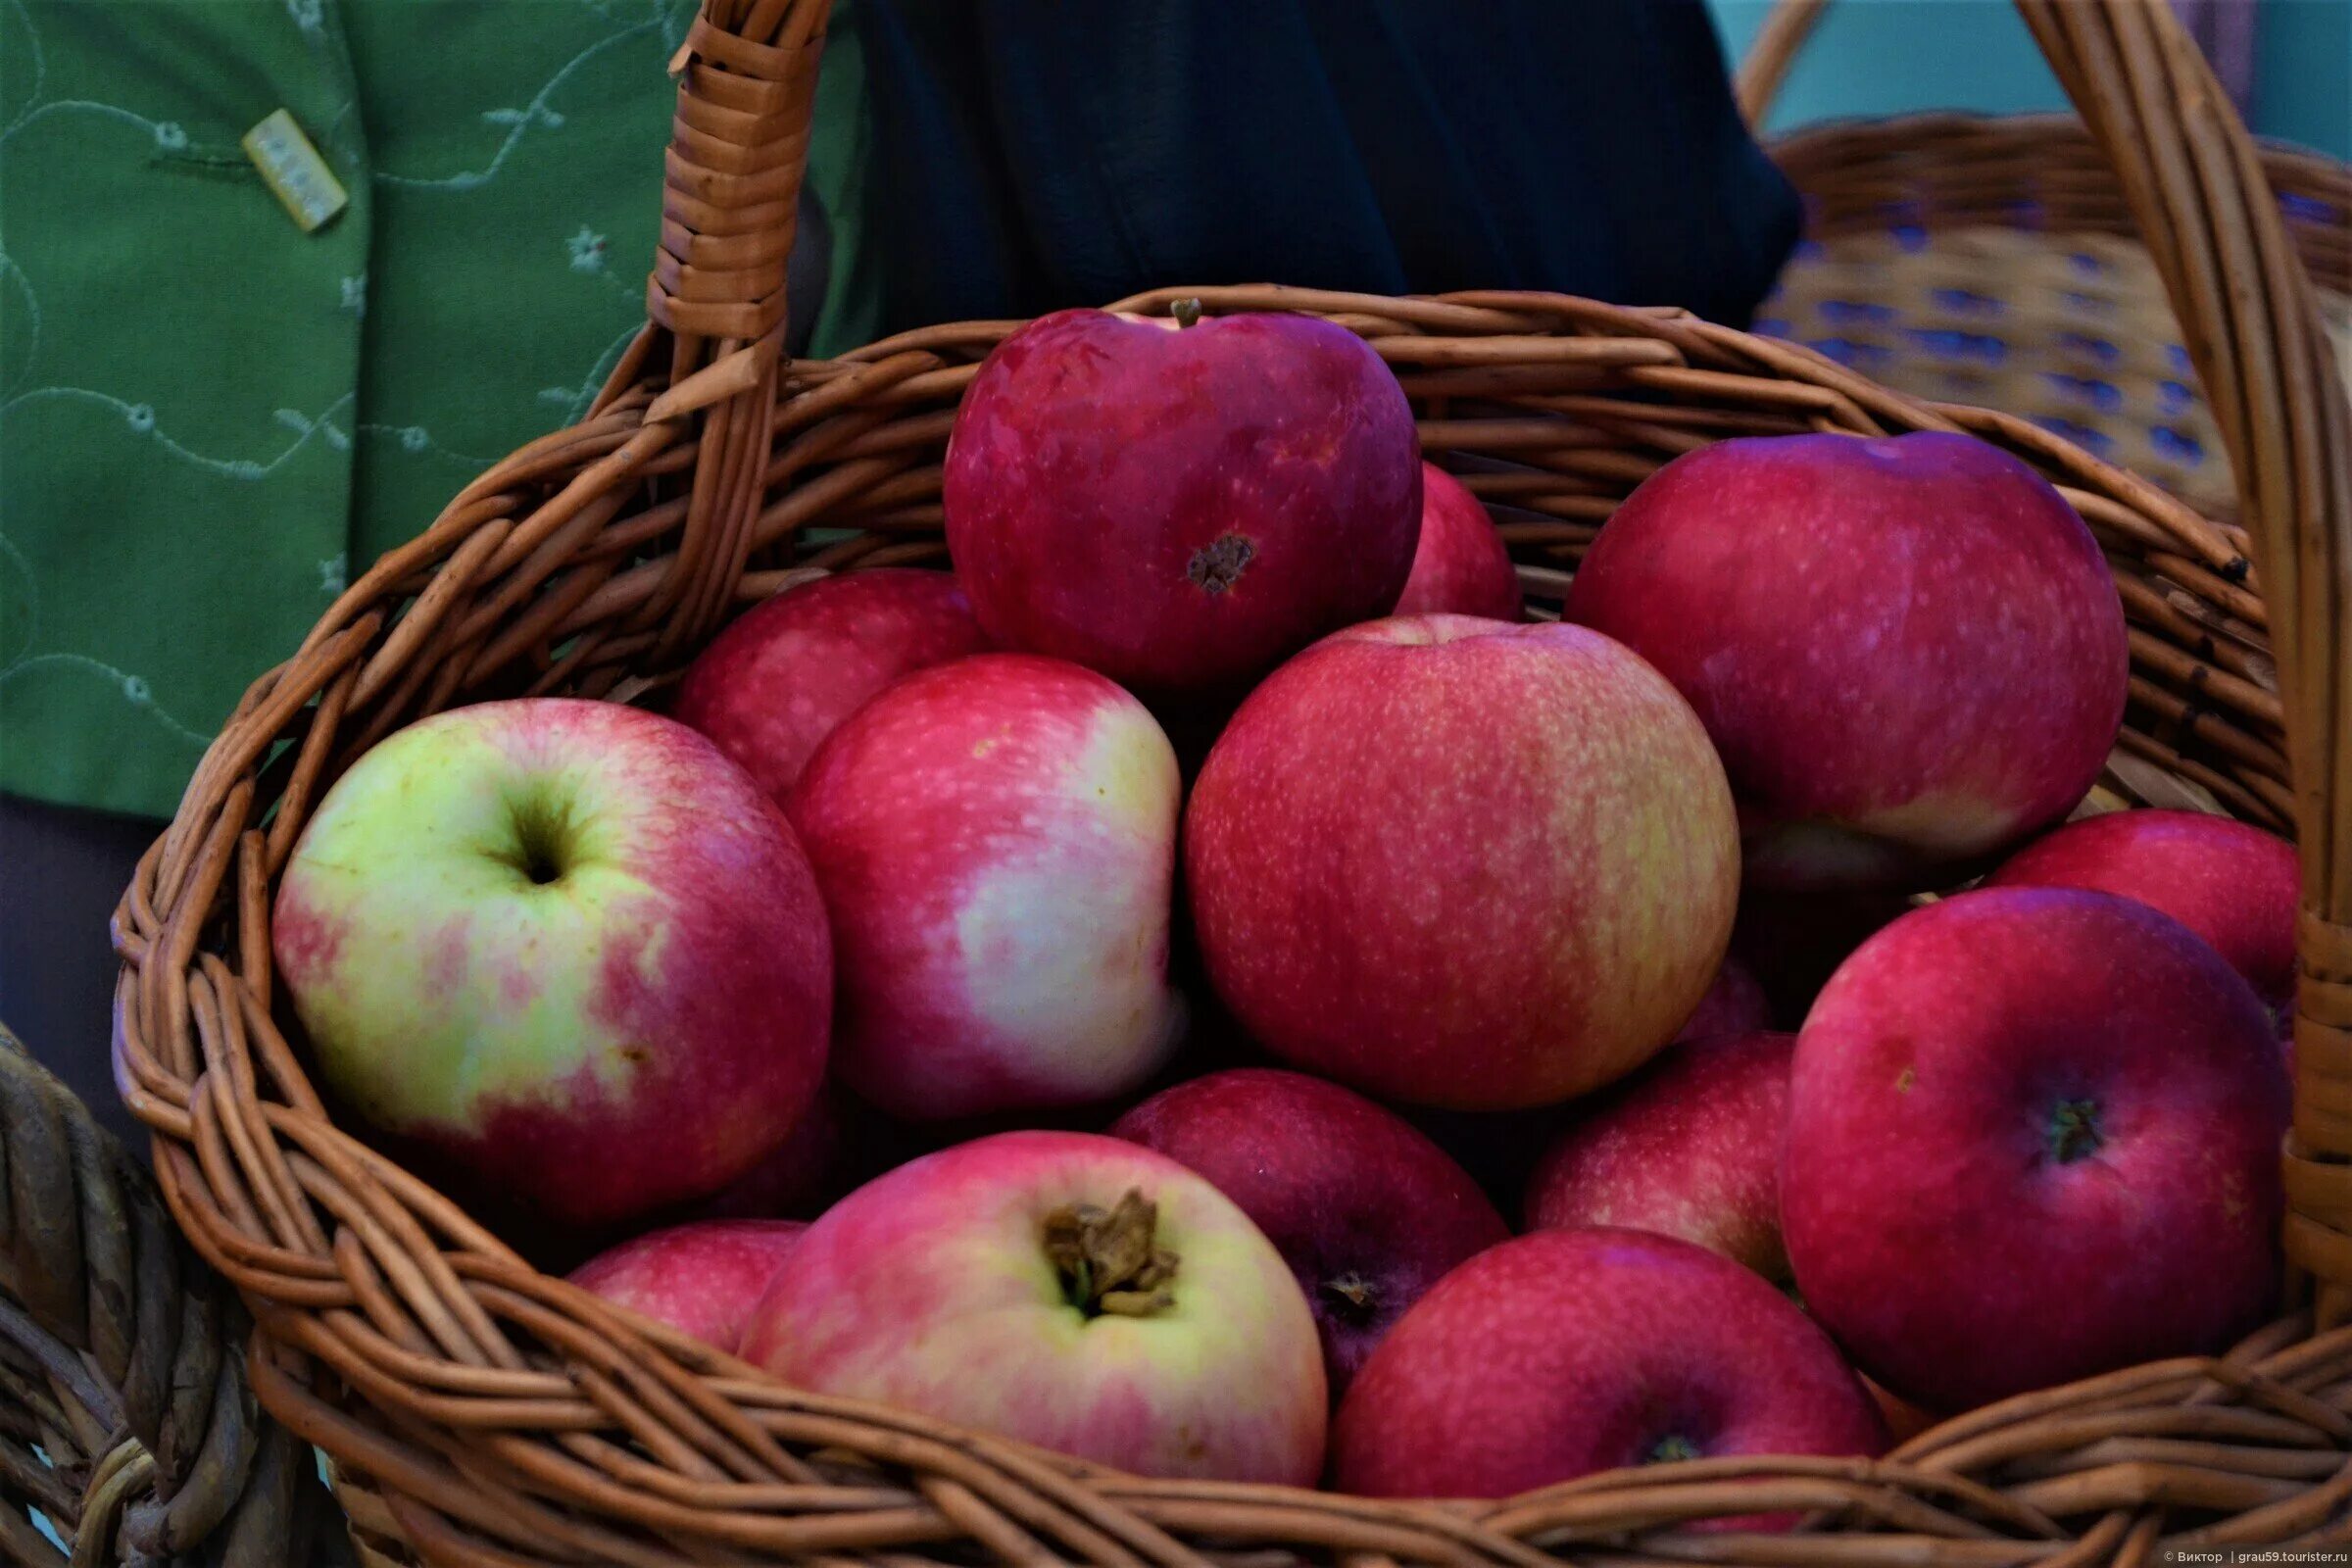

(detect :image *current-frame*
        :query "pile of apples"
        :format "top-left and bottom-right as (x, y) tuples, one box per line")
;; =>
(273, 304), (2297, 1504)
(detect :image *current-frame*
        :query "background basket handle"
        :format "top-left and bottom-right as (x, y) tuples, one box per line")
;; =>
(1739, 0), (2352, 1319)
(1733, 0), (1829, 128)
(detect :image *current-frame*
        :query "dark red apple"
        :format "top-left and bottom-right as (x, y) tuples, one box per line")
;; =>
(1731, 889), (1916, 1028)
(1394, 464), (1520, 619)
(1567, 432), (2128, 892)
(1984, 808), (2299, 1029)
(944, 307), (1421, 699)
(673, 568), (991, 804)
(568, 1219), (808, 1353)
(1783, 888), (2288, 1412)
(1108, 1067), (1509, 1396)
(1525, 1032), (1794, 1281)
(1186, 616), (1740, 1109)
(1333, 1228), (1885, 1509)
(1678, 953), (1772, 1043)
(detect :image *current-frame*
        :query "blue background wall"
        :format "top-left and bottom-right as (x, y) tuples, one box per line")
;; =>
(1705, 0), (2349, 161)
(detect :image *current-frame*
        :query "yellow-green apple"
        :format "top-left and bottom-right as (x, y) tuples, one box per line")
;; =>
(1108, 1067), (1508, 1396)
(1394, 464), (1520, 619)
(943, 307), (1420, 700)
(1185, 615), (1739, 1109)
(1984, 808), (2300, 1033)
(272, 699), (832, 1227)
(739, 1130), (1327, 1481)
(787, 654), (1183, 1120)
(1678, 953), (1772, 1043)
(569, 1219), (807, 1353)
(1567, 432), (2128, 891)
(673, 568), (991, 803)
(1783, 888), (2288, 1412)
(1333, 1228), (1885, 1508)
(1525, 1032), (1794, 1281)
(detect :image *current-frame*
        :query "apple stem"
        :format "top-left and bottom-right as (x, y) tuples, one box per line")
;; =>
(2048, 1098), (2102, 1164)
(1043, 1189), (1179, 1319)
(1170, 297), (1204, 329)
(1647, 1434), (1702, 1465)
(1318, 1272), (1381, 1328)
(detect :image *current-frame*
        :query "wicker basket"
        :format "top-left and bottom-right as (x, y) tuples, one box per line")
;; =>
(111, 0), (2352, 1561)
(1740, 0), (2352, 524)
(0, 1024), (334, 1567)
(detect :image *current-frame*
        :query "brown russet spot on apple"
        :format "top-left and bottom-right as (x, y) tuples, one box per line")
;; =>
(1894, 1066), (1916, 1095)
(1188, 534), (1255, 595)
(1043, 1188), (1180, 1318)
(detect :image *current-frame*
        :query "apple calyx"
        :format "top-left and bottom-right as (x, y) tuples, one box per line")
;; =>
(2048, 1098), (2102, 1164)
(1317, 1272), (1381, 1328)
(1044, 1189), (1180, 1319)
(1187, 534), (1255, 594)
(1170, 297), (1204, 329)
(1646, 1434), (1702, 1465)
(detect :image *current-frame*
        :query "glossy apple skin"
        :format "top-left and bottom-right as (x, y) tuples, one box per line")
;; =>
(788, 655), (1184, 1120)
(1526, 1032), (1795, 1281)
(944, 309), (1421, 699)
(673, 569), (991, 804)
(1333, 1228), (1885, 1512)
(273, 699), (832, 1227)
(1186, 615), (1740, 1109)
(1984, 808), (2300, 1027)
(740, 1131), (1327, 1482)
(1783, 888), (2288, 1412)
(1108, 1068), (1509, 1396)
(1678, 953), (1773, 1043)
(1566, 432), (2128, 891)
(1394, 464), (1521, 619)
(569, 1219), (808, 1353)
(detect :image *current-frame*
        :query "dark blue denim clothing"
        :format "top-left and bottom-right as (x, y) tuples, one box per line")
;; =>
(849, 0), (1798, 330)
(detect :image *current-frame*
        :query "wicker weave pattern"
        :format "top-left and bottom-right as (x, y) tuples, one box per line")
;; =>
(0, 1026), (330, 1567)
(107, 1), (2352, 1562)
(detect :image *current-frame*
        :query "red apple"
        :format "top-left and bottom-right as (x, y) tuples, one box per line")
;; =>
(673, 569), (991, 803)
(1566, 432), (2128, 891)
(943, 307), (1421, 699)
(1333, 1228), (1885, 1507)
(788, 654), (1184, 1121)
(740, 1130), (1327, 1482)
(693, 1083), (855, 1221)
(1783, 888), (2288, 1412)
(1525, 1032), (1794, 1281)
(1394, 464), (1520, 619)
(1731, 889), (1916, 1028)
(273, 699), (832, 1227)
(568, 1219), (807, 1353)
(1984, 808), (2299, 1028)
(1678, 953), (1772, 1043)
(1186, 615), (1740, 1109)
(1108, 1067), (1509, 1396)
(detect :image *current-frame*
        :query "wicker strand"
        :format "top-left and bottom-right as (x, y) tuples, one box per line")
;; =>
(0, 1024), (331, 1565)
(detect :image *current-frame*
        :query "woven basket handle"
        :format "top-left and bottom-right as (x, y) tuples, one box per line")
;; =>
(617, 0), (831, 658)
(1737, 0), (2352, 1317)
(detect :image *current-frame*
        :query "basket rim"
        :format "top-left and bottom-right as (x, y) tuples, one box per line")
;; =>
(107, 279), (2352, 1562)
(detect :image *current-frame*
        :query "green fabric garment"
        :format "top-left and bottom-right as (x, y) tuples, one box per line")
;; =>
(1, 0), (874, 819)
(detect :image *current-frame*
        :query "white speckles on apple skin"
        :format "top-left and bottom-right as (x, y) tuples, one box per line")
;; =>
(1186, 617), (1740, 1110)
(1568, 431), (2129, 893)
